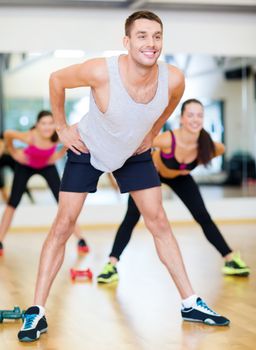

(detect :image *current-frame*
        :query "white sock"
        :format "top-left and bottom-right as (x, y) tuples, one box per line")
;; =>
(35, 305), (45, 315)
(182, 294), (198, 308)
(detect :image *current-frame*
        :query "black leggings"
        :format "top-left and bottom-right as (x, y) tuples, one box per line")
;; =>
(0, 154), (16, 188)
(8, 162), (60, 208)
(0, 154), (33, 201)
(110, 174), (232, 259)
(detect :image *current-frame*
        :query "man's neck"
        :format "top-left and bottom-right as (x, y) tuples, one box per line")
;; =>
(122, 55), (158, 86)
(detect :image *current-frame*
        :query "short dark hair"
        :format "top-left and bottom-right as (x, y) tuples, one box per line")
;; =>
(125, 10), (163, 37)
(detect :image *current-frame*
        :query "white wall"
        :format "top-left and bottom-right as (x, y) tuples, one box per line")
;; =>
(1, 6), (256, 160)
(4, 55), (90, 99)
(3, 53), (256, 159)
(0, 7), (256, 56)
(3, 197), (256, 230)
(184, 58), (256, 157)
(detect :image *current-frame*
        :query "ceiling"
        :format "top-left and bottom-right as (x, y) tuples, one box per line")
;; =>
(0, 0), (255, 13)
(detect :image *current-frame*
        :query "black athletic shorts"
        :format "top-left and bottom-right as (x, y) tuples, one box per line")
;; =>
(60, 149), (160, 193)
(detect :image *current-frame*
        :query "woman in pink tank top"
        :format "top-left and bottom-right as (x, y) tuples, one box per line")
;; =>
(0, 110), (88, 256)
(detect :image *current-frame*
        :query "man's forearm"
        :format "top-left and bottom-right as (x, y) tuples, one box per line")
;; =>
(49, 74), (68, 131)
(151, 114), (170, 137)
(151, 89), (184, 137)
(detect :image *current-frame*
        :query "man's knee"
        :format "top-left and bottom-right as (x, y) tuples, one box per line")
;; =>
(51, 215), (76, 245)
(143, 207), (168, 232)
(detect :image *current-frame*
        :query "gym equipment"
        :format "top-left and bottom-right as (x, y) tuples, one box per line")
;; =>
(0, 306), (24, 323)
(70, 268), (93, 281)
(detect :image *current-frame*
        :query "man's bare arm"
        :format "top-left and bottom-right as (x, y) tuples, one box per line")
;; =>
(151, 66), (185, 137)
(49, 58), (106, 154)
(135, 65), (185, 154)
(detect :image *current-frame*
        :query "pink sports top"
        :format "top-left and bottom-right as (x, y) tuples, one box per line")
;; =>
(24, 144), (57, 169)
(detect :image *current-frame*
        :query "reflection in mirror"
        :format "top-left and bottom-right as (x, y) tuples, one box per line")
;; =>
(165, 54), (256, 195)
(0, 51), (255, 199)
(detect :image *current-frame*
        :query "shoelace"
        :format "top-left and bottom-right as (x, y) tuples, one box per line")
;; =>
(23, 314), (37, 329)
(197, 299), (217, 315)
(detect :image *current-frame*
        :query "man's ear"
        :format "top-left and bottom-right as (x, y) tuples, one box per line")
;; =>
(123, 35), (129, 50)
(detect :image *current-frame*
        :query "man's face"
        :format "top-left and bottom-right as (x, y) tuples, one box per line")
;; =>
(124, 18), (163, 66)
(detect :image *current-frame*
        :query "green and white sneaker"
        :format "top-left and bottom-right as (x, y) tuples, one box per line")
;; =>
(97, 262), (119, 284)
(222, 252), (250, 276)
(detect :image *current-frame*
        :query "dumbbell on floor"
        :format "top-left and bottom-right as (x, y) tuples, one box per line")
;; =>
(0, 306), (24, 323)
(70, 268), (93, 281)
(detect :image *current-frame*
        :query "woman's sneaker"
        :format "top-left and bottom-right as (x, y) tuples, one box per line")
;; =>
(222, 252), (250, 276)
(97, 262), (119, 283)
(18, 306), (48, 342)
(0, 242), (3, 256)
(77, 238), (89, 254)
(181, 297), (230, 326)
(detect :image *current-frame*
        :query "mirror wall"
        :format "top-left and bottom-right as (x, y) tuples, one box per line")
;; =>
(0, 51), (255, 196)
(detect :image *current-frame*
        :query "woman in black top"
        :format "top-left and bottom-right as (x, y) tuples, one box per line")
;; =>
(97, 99), (250, 283)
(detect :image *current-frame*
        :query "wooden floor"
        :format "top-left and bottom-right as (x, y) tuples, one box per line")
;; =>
(0, 223), (255, 350)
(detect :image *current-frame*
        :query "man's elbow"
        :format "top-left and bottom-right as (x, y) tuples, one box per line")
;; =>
(49, 71), (62, 89)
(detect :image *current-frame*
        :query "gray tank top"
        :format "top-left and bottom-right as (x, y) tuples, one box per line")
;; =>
(78, 55), (169, 172)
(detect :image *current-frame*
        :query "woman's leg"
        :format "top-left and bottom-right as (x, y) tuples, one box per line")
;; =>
(97, 195), (141, 283)
(161, 174), (232, 257)
(109, 195), (141, 262)
(0, 206), (16, 242)
(0, 164), (32, 243)
(131, 186), (194, 299)
(0, 168), (8, 202)
(162, 174), (250, 275)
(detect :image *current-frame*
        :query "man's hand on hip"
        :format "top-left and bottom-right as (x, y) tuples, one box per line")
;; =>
(57, 123), (89, 155)
(135, 131), (154, 155)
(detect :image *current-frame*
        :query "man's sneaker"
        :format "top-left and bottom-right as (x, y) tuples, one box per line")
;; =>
(97, 262), (119, 284)
(77, 238), (89, 254)
(0, 242), (3, 256)
(18, 306), (47, 342)
(222, 252), (250, 276)
(181, 297), (230, 326)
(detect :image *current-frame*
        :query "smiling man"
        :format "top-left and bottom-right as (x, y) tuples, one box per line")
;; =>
(18, 11), (229, 342)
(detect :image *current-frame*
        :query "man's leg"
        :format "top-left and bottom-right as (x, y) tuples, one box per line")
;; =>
(131, 186), (230, 326)
(18, 191), (87, 342)
(161, 175), (249, 276)
(34, 191), (87, 306)
(131, 186), (193, 299)
(41, 165), (89, 253)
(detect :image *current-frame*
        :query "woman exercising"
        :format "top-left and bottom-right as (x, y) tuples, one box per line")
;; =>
(0, 110), (88, 256)
(97, 99), (250, 283)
